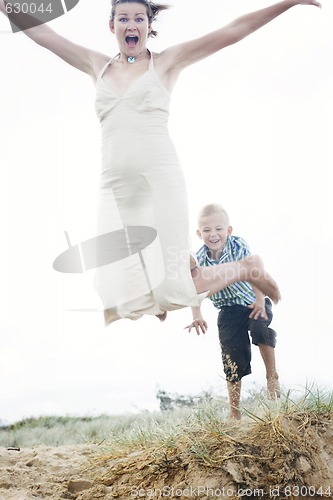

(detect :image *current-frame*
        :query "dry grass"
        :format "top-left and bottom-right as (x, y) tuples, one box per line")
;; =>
(77, 387), (333, 499)
(1, 386), (332, 499)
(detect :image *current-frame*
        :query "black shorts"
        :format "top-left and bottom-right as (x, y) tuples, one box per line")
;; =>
(217, 298), (277, 382)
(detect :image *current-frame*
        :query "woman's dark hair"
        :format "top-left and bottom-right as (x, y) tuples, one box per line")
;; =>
(110, 0), (169, 37)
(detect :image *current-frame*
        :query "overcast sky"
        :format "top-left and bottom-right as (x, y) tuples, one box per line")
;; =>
(1, 0), (332, 423)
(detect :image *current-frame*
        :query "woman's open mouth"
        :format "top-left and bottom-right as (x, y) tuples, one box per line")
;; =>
(125, 35), (139, 48)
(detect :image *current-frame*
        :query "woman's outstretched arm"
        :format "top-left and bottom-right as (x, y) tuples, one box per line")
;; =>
(161, 0), (321, 72)
(0, 0), (108, 77)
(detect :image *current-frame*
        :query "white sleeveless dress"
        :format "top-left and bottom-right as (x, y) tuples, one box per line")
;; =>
(94, 52), (203, 325)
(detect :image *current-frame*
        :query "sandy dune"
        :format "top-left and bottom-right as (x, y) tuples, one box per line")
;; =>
(0, 413), (332, 499)
(0, 445), (97, 499)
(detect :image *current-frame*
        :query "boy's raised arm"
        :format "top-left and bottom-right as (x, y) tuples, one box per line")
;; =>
(0, 0), (108, 78)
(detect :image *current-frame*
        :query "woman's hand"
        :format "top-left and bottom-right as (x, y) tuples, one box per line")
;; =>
(0, 0), (108, 78)
(0, 0), (6, 14)
(161, 0), (322, 73)
(295, 0), (321, 6)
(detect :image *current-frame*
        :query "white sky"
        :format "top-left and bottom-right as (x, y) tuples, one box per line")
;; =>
(0, 0), (332, 423)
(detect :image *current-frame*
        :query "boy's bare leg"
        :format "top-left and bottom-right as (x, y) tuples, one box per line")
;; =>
(227, 381), (242, 420)
(258, 344), (280, 399)
(191, 255), (281, 304)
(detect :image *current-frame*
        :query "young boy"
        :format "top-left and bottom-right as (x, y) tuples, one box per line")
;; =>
(188, 204), (280, 420)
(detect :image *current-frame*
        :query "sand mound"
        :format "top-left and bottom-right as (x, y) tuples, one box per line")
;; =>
(0, 445), (95, 499)
(0, 413), (332, 499)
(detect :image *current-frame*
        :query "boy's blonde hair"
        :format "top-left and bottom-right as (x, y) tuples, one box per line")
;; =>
(197, 203), (230, 228)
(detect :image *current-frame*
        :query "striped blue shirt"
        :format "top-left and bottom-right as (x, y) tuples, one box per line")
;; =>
(196, 235), (256, 309)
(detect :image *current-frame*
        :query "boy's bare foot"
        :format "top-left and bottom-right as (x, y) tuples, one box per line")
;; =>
(246, 255), (281, 304)
(227, 381), (242, 421)
(156, 311), (167, 322)
(267, 375), (281, 400)
(229, 408), (242, 420)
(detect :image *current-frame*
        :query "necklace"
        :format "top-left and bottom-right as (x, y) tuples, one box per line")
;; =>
(113, 50), (148, 64)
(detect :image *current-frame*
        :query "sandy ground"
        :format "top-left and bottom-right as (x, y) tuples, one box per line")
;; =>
(0, 414), (332, 499)
(0, 445), (98, 499)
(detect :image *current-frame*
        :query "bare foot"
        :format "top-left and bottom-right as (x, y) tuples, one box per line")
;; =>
(267, 375), (281, 400)
(227, 381), (242, 421)
(229, 409), (242, 421)
(260, 272), (281, 305)
(156, 311), (167, 322)
(246, 255), (281, 304)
